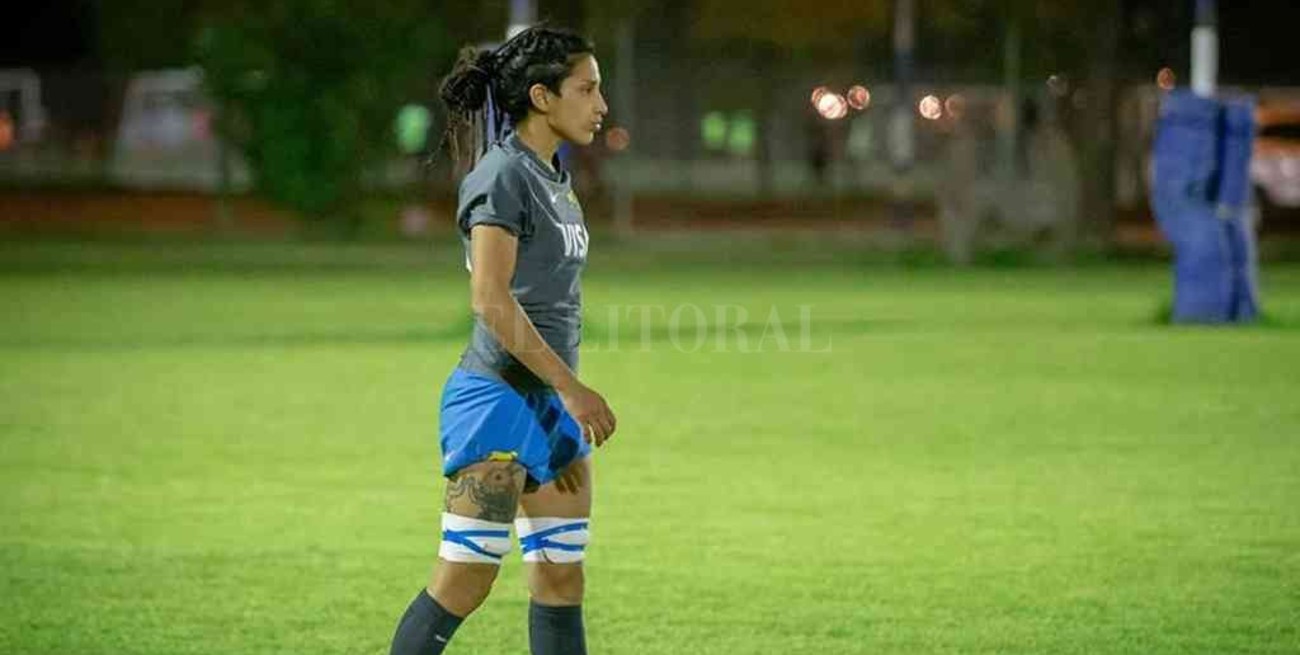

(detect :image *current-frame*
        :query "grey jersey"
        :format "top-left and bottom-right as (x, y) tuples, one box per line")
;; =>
(456, 133), (589, 391)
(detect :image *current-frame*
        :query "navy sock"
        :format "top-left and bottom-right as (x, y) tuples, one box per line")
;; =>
(529, 601), (586, 655)
(390, 589), (463, 655)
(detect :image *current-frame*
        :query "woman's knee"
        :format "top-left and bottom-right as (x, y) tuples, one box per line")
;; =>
(429, 561), (501, 616)
(429, 461), (524, 617)
(528, 563), (585, 605)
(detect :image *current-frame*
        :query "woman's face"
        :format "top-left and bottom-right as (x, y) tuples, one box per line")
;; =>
(543, 55), (608, 146)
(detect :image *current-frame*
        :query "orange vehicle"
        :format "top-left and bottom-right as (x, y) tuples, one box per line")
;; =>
(1252, 101), (1300, 225)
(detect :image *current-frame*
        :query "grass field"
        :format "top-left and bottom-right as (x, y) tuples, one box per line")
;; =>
(2, 241), (1299, 654)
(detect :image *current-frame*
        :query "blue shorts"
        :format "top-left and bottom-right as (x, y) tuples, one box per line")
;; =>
(439, 368), (591, 491)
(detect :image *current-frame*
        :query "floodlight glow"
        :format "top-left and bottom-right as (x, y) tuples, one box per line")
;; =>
(811, 86), (831, 107)
(702, 112), (728, 149)
(918, 95), (942, 120)
(395, 104), (432, 154)
(728, 112), (756, 155)
(817, 92), (849, 120)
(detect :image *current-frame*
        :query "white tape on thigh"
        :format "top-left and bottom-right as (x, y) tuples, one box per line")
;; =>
(440, 512), (513, 564)
(515, 517), (590, 563)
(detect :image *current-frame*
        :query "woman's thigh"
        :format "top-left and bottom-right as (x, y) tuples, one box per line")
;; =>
(445, 459), (527, 522)
(518, 455), (593, 518)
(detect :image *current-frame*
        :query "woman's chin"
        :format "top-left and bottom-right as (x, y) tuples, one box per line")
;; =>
(568, 130), (596, 146)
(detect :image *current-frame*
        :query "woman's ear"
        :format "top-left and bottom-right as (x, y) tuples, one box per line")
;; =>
(528, 83), (552, 114)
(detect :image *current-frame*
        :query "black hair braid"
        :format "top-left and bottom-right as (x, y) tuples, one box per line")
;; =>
(436, 47), (503, 174)
(439, 48), (497, 116)
(435, 26), (594, 173)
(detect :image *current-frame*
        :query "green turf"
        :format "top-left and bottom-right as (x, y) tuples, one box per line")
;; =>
(2, 243), (1299, 654)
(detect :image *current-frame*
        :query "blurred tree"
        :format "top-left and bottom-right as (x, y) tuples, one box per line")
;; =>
(691, 0), (890, 53)
(194, 1), (445, 236)
(430, 0), (513, 44)
(1077, 0), (1123, 248)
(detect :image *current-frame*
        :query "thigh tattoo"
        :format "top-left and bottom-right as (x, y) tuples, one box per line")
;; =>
(445, 463), (524, 522)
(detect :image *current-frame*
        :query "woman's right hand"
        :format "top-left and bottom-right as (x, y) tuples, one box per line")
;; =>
(557, 379), (617, 446)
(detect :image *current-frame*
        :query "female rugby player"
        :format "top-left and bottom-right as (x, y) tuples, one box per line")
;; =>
(389, 26), (616, 655)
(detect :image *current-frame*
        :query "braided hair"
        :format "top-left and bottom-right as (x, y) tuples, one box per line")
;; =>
(439, 26), (594, 173)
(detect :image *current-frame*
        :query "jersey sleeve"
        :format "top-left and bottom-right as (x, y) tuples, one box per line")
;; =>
(458, 161), (532, 238)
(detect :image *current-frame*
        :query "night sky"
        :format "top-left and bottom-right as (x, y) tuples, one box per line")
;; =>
(3, 1), (1296, 85)
(1212, 2), (1298, 86)
(4, 2), (98, 68)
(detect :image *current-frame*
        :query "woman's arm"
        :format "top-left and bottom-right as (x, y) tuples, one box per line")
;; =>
(469, 224), (616, 445)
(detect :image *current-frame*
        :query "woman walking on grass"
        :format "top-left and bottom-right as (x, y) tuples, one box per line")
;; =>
(389, 26), (616, 655)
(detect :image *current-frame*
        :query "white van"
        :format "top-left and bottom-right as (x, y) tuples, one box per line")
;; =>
(110, 68), (248, 190)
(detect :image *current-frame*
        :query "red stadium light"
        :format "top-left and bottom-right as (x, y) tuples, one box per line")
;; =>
(605, 126), (631, 152)
(1157, 67), (1177, 91)
(847, 85), (871, 111)
(0, 112), (12, 151)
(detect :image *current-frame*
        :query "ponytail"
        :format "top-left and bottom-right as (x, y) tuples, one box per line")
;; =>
(439, 47), (506, 173)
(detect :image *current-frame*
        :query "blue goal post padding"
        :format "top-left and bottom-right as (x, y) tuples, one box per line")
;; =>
(1150, 90), (1260, 324)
